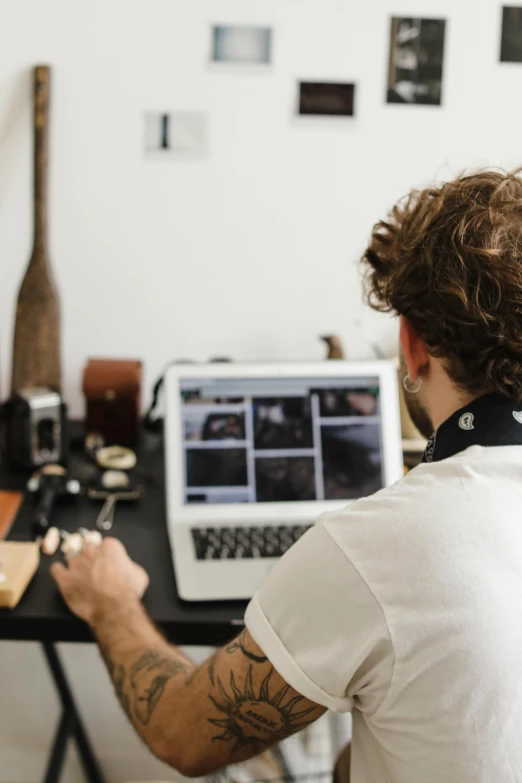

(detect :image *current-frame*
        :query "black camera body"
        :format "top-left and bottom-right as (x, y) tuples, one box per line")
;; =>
(2, 387), (68, 471)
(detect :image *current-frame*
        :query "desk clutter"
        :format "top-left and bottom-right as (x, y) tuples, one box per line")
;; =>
(0, 413), (145, 606)
(41, 526), (102, 557)
(23, 440), (143, 534)
(0, 461), (144, 608)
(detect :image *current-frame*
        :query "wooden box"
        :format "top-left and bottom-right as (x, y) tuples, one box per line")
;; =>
(83, 358), (143, 445)
(0, 542), (40, 608)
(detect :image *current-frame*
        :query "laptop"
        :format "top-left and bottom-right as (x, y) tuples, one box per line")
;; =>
(164, 361), (403, 601)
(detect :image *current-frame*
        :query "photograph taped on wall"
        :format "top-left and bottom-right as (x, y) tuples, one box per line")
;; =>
(298, 82), (355, 117)
(387, 17), (446, 105)
(500, 7), (522, 62)
(212, 25), (272, 64)
(144, 112), (207, 159)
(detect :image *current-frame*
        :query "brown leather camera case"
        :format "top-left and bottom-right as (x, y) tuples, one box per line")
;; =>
(82, 359), (143, 445)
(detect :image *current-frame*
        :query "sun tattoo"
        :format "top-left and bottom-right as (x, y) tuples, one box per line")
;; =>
(208, 665), (316, 753)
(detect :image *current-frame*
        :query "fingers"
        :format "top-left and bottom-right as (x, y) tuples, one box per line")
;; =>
(51, 535), (149, 602)
(103, 539), (149, 595)
(101, 537), (135, 567)
(50, 561), (68, 588)
(82, 543), (97, 559)
(134, 563), (150, 594)
(138, 564), (150, 587)
(56, 537), (126, 573)
(65, 545), (98, 570)
(102, 537), (128, 555)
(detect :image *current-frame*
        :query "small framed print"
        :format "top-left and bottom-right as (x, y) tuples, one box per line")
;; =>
(500, 7), (522, 62)
(144, 112), (207, 159)
(212, 25), (272, 64)
(387, 17), (446, 105)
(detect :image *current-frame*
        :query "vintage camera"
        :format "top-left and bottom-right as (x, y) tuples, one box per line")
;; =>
(2, 387), (68, 471)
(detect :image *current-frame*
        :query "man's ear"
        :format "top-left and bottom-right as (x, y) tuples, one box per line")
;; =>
(399, 317), (430, 382)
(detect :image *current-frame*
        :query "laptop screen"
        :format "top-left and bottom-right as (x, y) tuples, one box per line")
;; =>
(179, 375), (385, 505)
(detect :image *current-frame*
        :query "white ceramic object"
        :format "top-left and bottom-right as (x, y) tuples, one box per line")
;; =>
(83, 530), (103, 548)
(42, 527), (60, 556)
(101, 470), (129, 490)
(61, 532), (83, 557)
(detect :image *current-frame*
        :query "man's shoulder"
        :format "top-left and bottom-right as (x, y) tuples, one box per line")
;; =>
(318, 456), (472, 553)
(323, 459), (454, 516)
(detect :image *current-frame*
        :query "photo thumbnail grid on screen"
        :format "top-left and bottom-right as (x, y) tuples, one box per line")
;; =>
(180, 377), (384, 505)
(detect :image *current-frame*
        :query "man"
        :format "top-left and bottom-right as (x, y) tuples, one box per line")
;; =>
(52, 169), (522, 782)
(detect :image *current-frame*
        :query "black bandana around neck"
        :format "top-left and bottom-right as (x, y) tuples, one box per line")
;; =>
(422, 392), (522, 463)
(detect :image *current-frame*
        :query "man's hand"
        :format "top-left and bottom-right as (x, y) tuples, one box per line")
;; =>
(50, 538), (149, 625)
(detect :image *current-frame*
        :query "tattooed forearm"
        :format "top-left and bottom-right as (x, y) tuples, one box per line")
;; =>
(99, 646), (132, 717)
(226, 629), (268, 664)
(114, 664), (131, 715)
(92, 620), (323, 774)
(208, 664), (316, 754)
(184, 651), (218, 688)
(130, 651), (191, 725)
(208, 653), (217, 687)
(99, 642), (116, 678)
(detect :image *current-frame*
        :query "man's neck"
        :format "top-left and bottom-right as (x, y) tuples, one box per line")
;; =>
(428, 387), (478, 432)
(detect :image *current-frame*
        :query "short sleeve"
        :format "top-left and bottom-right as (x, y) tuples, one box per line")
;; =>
(245, 520), (394, 714)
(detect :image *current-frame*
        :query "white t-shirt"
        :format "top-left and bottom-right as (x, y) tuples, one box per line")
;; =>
(245, 445), (522, 783)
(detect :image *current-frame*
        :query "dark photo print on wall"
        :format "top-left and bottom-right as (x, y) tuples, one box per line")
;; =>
(298, 82), (355, 117)
(500, 7), (522, 62)
(387, 17), (446, 105)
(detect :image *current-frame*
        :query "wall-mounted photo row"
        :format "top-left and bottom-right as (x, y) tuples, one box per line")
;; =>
(144, 112), (207, 159)
(500, 7), (522, 62)
(387, 17), (446, 105)
(211, 25), (272, 64)
(298, 82), (356, 117)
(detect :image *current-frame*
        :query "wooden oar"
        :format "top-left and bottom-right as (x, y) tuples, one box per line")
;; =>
(11, 65), (61, 394)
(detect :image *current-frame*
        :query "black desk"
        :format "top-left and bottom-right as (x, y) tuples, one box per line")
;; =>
(0, 431), (247, 783)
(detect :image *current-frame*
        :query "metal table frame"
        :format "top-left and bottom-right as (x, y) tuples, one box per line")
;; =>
(42, 642), (106, 783)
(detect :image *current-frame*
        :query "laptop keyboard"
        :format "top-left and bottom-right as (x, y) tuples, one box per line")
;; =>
(191, 524), (312, 560)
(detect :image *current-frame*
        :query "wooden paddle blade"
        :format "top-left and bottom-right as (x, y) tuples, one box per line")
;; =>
(12, 258), (61, 393)
(11, 65), (61, 394)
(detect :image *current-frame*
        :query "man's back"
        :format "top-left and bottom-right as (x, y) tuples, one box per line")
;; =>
(246, 444), (522, 782)
(50, 168), (522, 781)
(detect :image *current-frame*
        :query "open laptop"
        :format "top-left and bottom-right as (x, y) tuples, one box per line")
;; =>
(165, 361), (403, 601)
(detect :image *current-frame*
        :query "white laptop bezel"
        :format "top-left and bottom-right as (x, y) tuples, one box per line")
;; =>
(165, 361), (403, 525)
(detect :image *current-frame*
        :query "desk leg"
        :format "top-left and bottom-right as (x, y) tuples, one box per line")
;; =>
(44, 710), (74, 783)
(42, 642), (106, 783)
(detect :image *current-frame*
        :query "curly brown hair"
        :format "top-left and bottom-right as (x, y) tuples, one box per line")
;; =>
(361, 169), (522, 401)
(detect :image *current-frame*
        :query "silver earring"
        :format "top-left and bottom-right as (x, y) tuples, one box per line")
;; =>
(403, 374), (423, 394)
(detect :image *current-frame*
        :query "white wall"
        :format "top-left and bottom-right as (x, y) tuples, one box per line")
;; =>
(4, 0), (521, 417)
(1, 0), (521, 779)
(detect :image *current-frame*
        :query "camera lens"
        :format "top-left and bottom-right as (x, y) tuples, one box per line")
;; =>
(37, 418), (58, 455)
